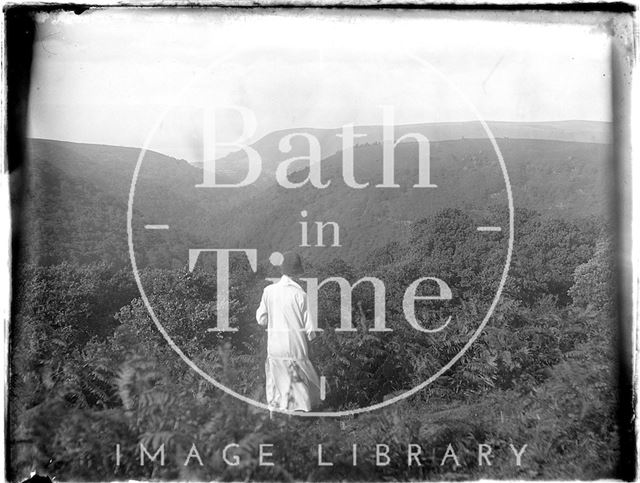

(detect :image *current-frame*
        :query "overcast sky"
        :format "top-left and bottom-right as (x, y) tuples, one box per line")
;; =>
(28, 9), (613, 162)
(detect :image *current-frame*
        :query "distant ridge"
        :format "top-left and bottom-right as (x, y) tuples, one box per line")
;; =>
(29, 119), (611, 171)
(192, 120), (612, 184)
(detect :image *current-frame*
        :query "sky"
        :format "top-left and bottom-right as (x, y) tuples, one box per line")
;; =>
(28, 8), (613, 162)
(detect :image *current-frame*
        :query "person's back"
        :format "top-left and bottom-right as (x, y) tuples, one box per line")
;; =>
(259, 277), (313, 360)
(256, 252), (320, 412)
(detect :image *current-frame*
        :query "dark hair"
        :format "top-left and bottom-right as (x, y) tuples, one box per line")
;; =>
(280, 251), (304, 276)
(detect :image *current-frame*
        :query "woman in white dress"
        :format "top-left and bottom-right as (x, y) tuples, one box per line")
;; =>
(255, 252), (320, 412)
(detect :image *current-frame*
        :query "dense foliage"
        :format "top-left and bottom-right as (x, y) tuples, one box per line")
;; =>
(8, 199), (621, 480)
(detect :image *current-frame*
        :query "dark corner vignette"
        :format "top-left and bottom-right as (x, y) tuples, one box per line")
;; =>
(5, 6), (34, 482)
(610, 13), (636, 482)
(5, 7), (87, 483)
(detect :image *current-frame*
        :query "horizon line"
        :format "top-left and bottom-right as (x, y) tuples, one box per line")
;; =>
(28, 117), (613, 164)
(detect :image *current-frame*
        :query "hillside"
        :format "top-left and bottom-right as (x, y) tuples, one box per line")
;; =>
(204, 138), (612, 265)
(11, 132), (621, 481)
(19, 129), (612, 268)
(197, 120), (612, 186)
(18, 140), (215, 268)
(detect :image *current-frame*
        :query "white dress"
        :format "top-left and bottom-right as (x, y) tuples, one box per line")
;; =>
(256, 275), (320, 411)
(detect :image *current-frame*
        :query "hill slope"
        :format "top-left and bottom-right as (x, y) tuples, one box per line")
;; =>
(18, 140), (216, 267)
(202, 137), (612, 265)
(197, 120), (612, 186)
(19, 130), (612, 268)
